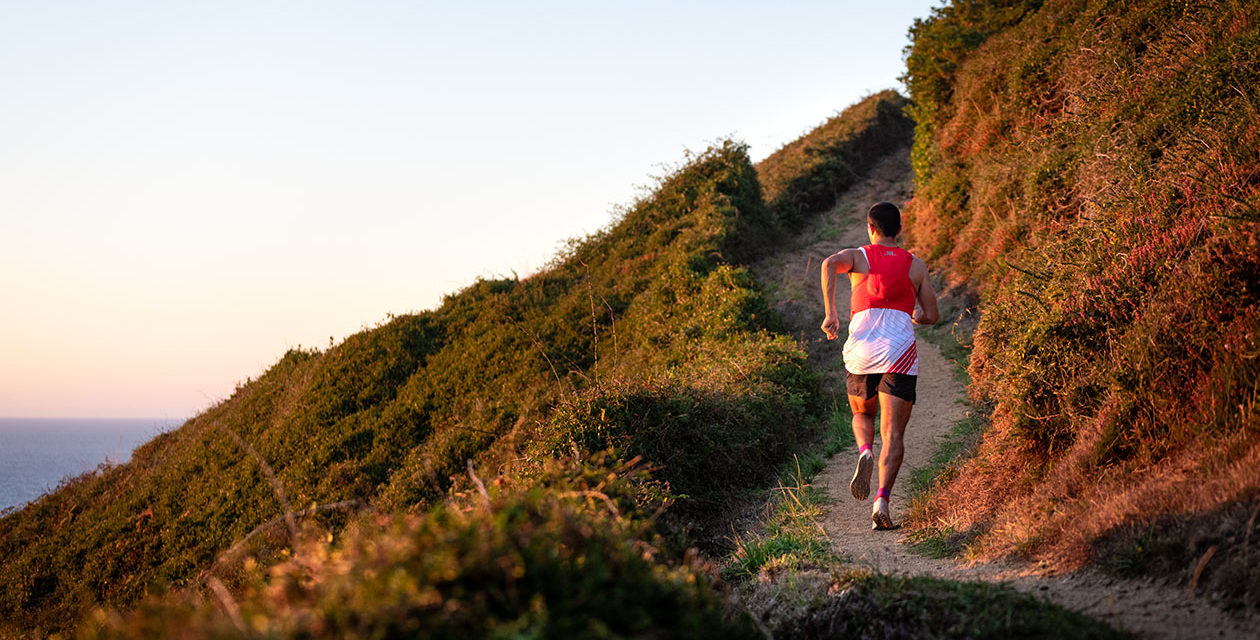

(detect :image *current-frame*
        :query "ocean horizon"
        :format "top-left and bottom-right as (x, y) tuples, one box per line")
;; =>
(0, 417), (183, 513)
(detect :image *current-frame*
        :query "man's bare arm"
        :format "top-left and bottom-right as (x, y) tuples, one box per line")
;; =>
(909, 258), (940, 325)
(820, 249), (857, 340)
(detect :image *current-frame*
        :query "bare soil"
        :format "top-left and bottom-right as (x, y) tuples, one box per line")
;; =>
(749, 146), (1260, 639)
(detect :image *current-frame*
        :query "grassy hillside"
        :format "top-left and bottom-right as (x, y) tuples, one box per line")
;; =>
(903, 0), (1260, 607)
(1, 93), (912, 638)
(757, 89), (913, 227)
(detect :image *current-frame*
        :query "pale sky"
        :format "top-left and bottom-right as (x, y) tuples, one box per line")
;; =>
(1, 1), (940, 419)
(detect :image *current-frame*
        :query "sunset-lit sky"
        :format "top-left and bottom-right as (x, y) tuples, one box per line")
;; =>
(1, 1), (940, 419)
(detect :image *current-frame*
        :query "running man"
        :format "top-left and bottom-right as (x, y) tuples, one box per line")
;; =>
(820, 202), (939, 530)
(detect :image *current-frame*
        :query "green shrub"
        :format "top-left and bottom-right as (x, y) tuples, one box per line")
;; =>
(81, 456), (761, 640)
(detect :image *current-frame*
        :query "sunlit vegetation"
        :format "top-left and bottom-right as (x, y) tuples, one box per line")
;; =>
(81, 455), (764, 639)
(903, 0), (1260, 606)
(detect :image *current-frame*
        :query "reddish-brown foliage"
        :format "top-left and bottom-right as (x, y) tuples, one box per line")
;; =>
(904, 0), (1260, 598)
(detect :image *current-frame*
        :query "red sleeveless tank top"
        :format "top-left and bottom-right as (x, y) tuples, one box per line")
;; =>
(850, 245), (915, 318)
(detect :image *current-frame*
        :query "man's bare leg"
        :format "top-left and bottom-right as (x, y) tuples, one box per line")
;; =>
(876, 392), (912, 490)
(872, 392), (913, 529)
(848, 394), (878, 499)
(849, 394), (877, 450)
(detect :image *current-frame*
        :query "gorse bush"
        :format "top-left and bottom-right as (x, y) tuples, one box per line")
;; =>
(82, 455), (761, 639)
(902, 0), (1046, 195)
(903, 0), (1260, 591)
(1, 96), (913, 637)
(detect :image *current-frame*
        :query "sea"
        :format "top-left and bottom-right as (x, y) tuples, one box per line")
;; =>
(0, 417), (183, 513)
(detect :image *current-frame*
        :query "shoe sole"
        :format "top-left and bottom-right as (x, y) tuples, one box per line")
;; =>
(850, 454), (873, 501)
(872, 509), (895, 531)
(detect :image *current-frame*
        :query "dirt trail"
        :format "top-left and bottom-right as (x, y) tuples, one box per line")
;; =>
(752, 146), (1260, 639)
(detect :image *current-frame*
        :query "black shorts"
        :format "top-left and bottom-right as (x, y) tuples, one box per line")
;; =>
(846, 372), (917, 404)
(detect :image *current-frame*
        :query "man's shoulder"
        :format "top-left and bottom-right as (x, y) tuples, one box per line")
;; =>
(843, 246), (872, 261)
(827, 247), (867, 262)
(907, 255), (930, 285)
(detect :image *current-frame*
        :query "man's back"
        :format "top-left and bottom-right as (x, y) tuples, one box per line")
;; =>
(850, 245), (917, 318)
(844, 244), (920, 376)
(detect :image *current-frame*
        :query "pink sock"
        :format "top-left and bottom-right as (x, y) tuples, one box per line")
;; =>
(859, 444), (871, 456)
(876, 487), (890, 500)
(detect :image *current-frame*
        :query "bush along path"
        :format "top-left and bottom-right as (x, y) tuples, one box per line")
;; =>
(742, 144), (1260, 640)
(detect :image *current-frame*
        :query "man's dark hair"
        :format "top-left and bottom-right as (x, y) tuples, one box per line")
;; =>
(868, 202), (902, 237)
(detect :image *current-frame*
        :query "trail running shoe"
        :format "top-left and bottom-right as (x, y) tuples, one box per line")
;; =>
(872, 497), (894, 530)
(850, 450), (874, 501)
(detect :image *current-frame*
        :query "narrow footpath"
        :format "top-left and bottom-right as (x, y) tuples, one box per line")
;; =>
(751, 146), (1260, 640)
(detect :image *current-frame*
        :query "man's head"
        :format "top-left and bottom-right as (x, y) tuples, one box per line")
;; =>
(867, 202), (901, 239)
